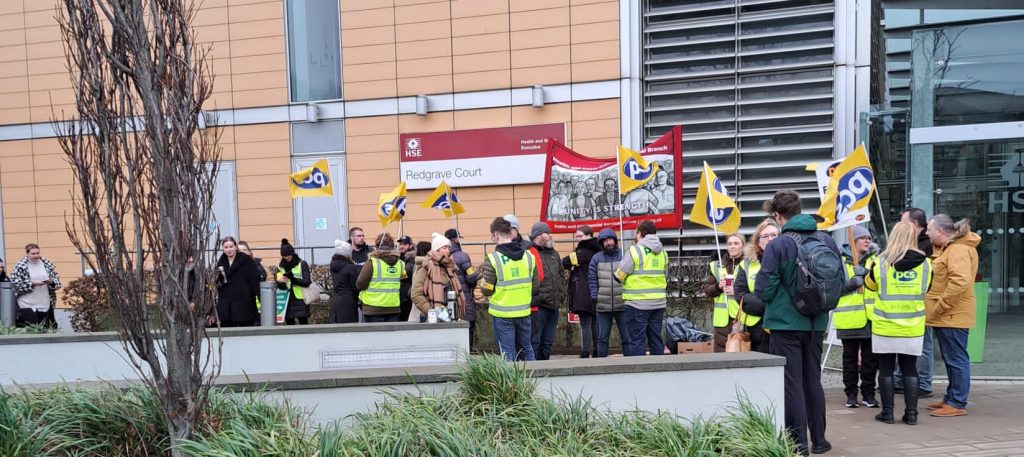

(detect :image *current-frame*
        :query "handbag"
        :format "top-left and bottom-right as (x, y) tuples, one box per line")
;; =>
(301, 282), (324, 305)
(725, 298), (752, 353)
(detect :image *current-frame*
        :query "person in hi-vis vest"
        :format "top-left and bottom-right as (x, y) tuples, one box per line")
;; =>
(704, 233), (746, 352)
(836, 225), (881, 409)
(733, 218), (779, 353)
(864, 221), (933, 426)
(615, 220), (669, 357)
(356, 233), (408, 323)
(480, 217), (540, 361)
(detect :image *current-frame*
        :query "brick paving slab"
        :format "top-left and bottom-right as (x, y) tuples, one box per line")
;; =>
(824, 384), (1024, 457)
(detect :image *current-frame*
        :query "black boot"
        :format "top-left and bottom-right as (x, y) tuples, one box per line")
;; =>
(580, 351), (590, 358)
(875, 376), (895, 424)
(902, 376), (919, 425)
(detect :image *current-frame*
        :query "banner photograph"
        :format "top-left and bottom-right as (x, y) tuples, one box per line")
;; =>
(539, 126), (682, 233)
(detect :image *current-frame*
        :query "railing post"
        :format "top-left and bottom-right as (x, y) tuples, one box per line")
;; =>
(260, 281), (277, 327)
(0, 282), (15, 327)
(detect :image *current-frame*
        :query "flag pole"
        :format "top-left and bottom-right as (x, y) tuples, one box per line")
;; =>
(615, 148), (626, 245)
(448, 184), (461, 237)
(702, 163), (724, 268)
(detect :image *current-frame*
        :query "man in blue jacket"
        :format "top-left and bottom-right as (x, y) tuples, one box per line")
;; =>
(588, 228), (629, 357)
(755, 190), (837, 456)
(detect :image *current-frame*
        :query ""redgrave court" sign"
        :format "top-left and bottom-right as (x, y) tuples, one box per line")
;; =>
(399, 123), (565, 189)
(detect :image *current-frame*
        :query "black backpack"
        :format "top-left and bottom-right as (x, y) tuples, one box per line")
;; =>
(784, 231), (845, 317)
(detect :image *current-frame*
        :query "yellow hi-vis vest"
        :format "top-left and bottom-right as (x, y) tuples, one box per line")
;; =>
(731, 260), (762, 327)
(834, 262), (869, 330)
(709, 260), (734, 327)
(871, 259), (931, 338)
(278, 264), (304, 300)
(622, 245), (667, 301)
(358, 258), (402, 307)
(486, 251), (535, 319)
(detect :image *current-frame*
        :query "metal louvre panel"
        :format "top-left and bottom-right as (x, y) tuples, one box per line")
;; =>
(643, 0), (836, 256)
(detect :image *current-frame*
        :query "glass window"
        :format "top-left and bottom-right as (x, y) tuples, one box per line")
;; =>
(911, 19), (1024, 127)
(286, 0), (342, 102)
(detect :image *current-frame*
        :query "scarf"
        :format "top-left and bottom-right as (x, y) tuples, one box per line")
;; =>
(423, 250), (466, 316)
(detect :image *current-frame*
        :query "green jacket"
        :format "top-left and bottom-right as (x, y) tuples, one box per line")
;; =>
(754, 214), (832, 332)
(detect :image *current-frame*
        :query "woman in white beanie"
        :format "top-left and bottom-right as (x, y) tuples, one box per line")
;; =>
(411, 233), (466, 322)
(329, 239), (361, 323)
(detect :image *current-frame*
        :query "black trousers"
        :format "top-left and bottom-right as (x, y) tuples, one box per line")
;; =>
(841, 338), (878, 397)
(770, 330), (827, 454)
(878, 353), (917, 378)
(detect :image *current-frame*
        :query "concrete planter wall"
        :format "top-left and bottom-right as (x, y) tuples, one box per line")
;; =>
(0, 322), (469, 386)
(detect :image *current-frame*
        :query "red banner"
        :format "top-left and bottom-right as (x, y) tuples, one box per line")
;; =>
(539, 126), (683, 233)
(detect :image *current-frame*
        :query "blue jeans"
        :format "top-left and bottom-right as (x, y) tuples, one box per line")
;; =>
(364, 314), (400, 323)
(531, 307), (559, 360)
(625, 306), (665, 356)
(895, 326), (934, 392)
(935, 327), (971, 409)
(597, 310), (631, 357)
(493, 316), (535, 361)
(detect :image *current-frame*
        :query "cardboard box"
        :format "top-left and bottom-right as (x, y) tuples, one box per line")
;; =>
(677, 341), (713, 354)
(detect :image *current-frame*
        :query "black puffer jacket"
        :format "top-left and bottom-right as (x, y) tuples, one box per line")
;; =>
(329, 254), (360, 323)
(277, 256), (312, 318)
(563, 237), (600, 315)
(216, 252), (260, 325)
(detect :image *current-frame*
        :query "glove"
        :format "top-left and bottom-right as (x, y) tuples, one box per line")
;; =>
(852, 266), (867, 278)
(845, 276), (864, 290)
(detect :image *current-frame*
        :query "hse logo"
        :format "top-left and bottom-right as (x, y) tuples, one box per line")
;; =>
(623, 157), (657, 181)
(292, 165), (330, 189)
(380, 197), (407, 218)
(1001, 152), (1024, 187)
(832, 167), (874, 220)
(404, 137), (422, 158)
(706, 177), (733, 224)
(894, 270), (918, 282)
(387, 266), (398, 275)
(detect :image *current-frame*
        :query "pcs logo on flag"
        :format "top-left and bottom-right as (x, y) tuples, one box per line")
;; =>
(292, 166), (331, 189)
(622, 157), (657, 181)
(833, 166), (874, 220)
(706, 177), (733, 225)
(380, 197), (407, 217)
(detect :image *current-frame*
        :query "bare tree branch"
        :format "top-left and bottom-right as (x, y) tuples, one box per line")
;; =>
(55, 0), (223, 452)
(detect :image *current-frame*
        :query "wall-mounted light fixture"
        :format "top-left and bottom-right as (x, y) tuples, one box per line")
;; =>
(416, 95), (428, 116)
(532, 85), (544, 108)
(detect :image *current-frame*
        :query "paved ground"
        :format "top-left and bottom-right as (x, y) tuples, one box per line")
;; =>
(825, 382), (1024, 456)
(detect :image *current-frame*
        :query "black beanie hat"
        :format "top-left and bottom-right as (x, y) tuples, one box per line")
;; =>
(280, 238), (295, 256)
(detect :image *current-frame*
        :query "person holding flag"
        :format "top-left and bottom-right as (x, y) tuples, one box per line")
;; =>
(690, 162), (745, 352)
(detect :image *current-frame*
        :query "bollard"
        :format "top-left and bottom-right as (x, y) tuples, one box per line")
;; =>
(0, 282), (15, 327)
(260, 281), (276, 327)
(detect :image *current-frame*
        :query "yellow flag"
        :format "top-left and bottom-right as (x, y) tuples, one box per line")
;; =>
(289, 159), (334, 198)
(689, 162), (741, 234)
(617, 145), (659, 194)
(817, 144), (875, 229)
(421, 180), (465, 217)
(377, 182), (407, 227)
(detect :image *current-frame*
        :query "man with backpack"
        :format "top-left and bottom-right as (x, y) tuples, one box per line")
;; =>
(755, 190), (862, 456)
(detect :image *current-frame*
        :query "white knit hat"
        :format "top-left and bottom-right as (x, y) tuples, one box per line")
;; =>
(431, 232), (451, 252)
(334, 239), (353, 258)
